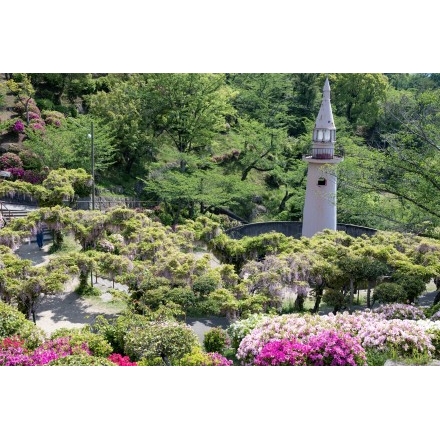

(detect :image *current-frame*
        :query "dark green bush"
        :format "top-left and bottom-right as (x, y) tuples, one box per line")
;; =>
(203, 326), (229, 354)
(373, 282), (406, 304)
(193, 273), (219, 296)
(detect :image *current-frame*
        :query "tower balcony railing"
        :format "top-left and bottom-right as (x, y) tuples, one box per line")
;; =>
(303, 147), (344, 160)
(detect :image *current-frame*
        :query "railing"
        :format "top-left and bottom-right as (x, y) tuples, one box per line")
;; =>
(304, 147), (344, 160)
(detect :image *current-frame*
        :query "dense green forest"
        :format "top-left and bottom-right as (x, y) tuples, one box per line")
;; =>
(2, 72), (440, 236)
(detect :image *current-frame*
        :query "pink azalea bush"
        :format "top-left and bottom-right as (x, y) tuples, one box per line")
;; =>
(107, 353), (138, 366)
(11, 119), (25, 133)
(206, 352), (233, 366)
(254, 339), (310, 366)
(0, 336), (91, 366)
(373, 304), (426, 320)
(237, 311), (435, 365)
(253, 331), (366, 366)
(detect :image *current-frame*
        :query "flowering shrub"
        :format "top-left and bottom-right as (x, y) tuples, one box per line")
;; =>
(107, 353), (137, 366)
(227, 313), (271, 350)
(11, 119), (24, 133)
(236, 311), (435, 365)
(29, 121), (45, 132)
(42, 110), (65, 127)
(237, 314), (330, 365)
(0, 152), (23, 170)
(21, 170), (46, 184)
(416, 320), (440, 358)
(253, 331), (366, 366)
(254, 339), (310, 366)
(374, 304), (426, 320)
(50, 328), (112, 358)
(0, 336), (91, 366)
(6, 167), (25, 179)
(305, 330), (367, 366)
(28, 111), (40, 121)
(206, 352), (233, 366)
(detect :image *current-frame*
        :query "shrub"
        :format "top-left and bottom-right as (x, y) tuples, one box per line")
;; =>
(193, 273), (219, 296)
(0, 152), (23, 170)
(18, 149), (43, 170)
(322, 289), (348, 311)
(305, 330), (367, 366)
(254, 338), (310, 366)
(177, 347), (233, 365)
(373, 282), (406, 304)
(227, 313), (270, 350)
(0, 301), (45, 350)
(50, 328), (113, 358)
(11, 119), (25, 133)
(107, 353), (137, 366)
(373, 303), (426, 320)
(253, 331), (367, 366)
(48, 354), (116, 366)
(393, 273), (427, 303)
(203, 326), (230, 354)
(124, 320), (200, 364)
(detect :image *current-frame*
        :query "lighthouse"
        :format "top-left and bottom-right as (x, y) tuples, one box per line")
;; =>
(301, 78), (343, 238)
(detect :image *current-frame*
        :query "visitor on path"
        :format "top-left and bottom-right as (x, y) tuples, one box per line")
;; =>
(36, 226), (44, 249)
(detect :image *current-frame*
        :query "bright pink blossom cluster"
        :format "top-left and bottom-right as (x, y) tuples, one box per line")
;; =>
(254, 330), (366, 366)
(107, 353), (137, 366)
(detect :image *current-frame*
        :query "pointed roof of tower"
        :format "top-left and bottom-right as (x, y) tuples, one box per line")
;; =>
(314, 77), (335, 130)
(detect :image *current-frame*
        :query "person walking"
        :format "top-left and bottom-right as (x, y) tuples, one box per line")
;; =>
(36, 226), (44, 249)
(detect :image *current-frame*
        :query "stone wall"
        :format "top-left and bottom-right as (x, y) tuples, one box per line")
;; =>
(226, 221), (377, 239)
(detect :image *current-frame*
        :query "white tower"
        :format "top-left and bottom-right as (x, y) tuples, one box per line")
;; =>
(301, 78), (343, 238)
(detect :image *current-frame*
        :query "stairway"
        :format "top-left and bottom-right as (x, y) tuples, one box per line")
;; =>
(0, 202), (51, 243)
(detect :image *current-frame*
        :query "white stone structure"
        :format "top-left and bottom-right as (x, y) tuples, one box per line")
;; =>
(301, 78), (343, 238)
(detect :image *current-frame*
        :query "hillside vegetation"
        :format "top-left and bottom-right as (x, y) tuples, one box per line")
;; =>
(2, 73), (440, 235)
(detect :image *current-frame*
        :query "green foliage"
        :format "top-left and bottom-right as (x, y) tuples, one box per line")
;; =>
(322, 289), (348, 311)
(373, 282), (406, 304)
(48, 355), (116, 366)
(123, 320), (200, 364)
(193, 272), (220, 296)
(365, 347), (392, 366)
(0, 301), (45, 349)
(203, 326), (229, 354)
(176, 347), (216, 366)
(392, 272), (427, 303)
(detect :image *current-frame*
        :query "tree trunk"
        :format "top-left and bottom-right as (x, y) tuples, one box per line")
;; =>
(348, 278), (354, 312)
(366, 280), (373, 308)
(312, 287), (324, 314)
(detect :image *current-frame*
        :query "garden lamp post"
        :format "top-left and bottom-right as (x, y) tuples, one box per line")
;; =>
(88, 122), (95, 210)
